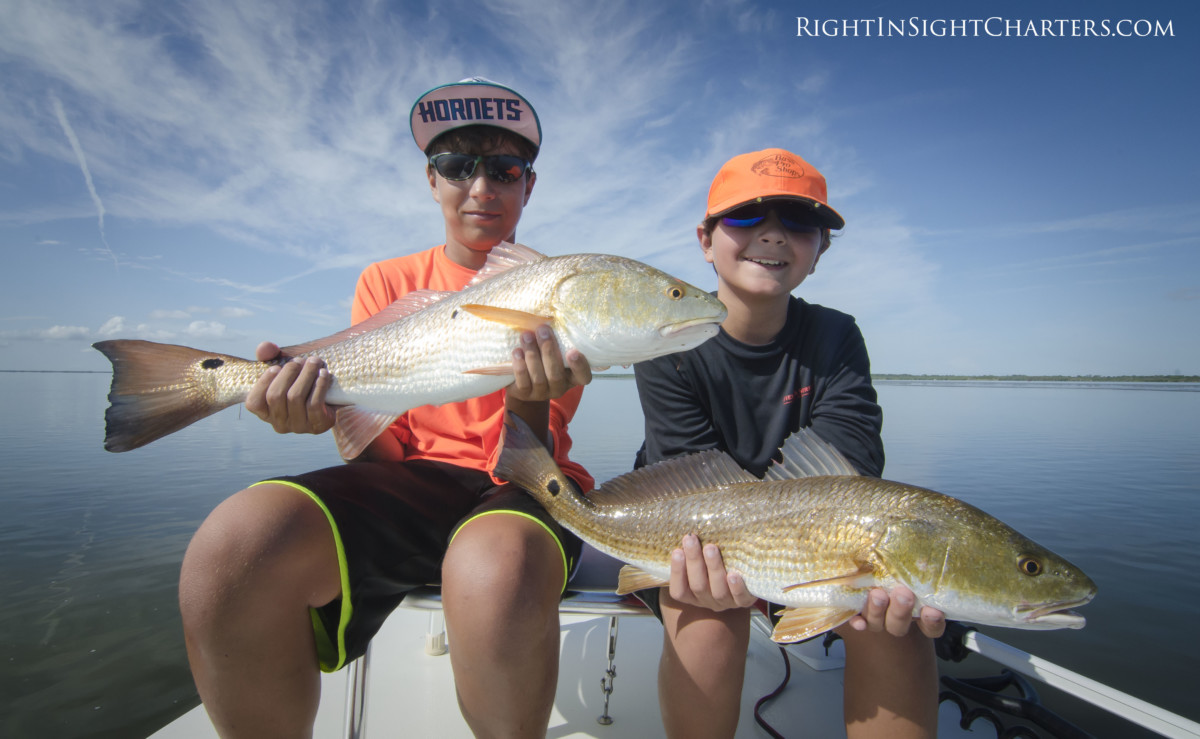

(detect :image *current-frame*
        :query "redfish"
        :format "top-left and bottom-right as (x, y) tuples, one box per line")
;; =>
(94, 243), (726, 459)
(495, 414), (1096, 643)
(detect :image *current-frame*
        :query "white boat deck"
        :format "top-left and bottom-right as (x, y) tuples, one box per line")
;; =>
(153, 546), (1200, 738)
(154, 600), (997, 738)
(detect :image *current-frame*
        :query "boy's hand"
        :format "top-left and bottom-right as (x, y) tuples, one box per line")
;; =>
(507, 325), (592, 401)
(667, 534), (757, 612)
(245, 341), (337, 435)
(848, 586), (945, 638)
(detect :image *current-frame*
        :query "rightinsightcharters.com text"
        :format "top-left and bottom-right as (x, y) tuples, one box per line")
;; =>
(797, 17), (1174, 38)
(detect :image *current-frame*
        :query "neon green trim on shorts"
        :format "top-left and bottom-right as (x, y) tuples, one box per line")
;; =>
(450, 510), (570, 594)
(251, 479), (352, 673)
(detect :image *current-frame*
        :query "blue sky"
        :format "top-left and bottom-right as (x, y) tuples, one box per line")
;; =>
(2, 0), (1197, 375)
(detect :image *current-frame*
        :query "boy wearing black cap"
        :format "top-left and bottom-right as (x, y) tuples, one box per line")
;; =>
(634, 148), (945, 738)
(179, 79), (591, 738)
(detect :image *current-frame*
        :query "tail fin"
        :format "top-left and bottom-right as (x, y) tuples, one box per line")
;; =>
(93, 340), (248, 452)
(494, 413), (581, 508)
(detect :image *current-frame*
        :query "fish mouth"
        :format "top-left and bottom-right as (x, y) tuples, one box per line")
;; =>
(660, 316), (724, 338)
(1017, 594), (1095, 629)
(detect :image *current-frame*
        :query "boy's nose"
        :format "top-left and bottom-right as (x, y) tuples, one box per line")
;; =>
(757, 212), (788, 243)
(468, 171), (498, 198)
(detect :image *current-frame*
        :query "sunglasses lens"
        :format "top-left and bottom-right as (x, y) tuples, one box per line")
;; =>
(431, 153), (529, 183)
(720, 203), (822, 235)
(721, 204), (767, 229)
(775, 204), (821, 233)
(780, 219), (821, 235)
(484, 155), (528, 184)
(431, 153), (477, 180)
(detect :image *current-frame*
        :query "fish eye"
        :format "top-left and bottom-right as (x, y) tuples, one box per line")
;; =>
(666, 286), (684, 300)
(1017, 556), (1043, 577)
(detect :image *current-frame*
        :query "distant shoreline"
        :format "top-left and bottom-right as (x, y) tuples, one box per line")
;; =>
(3, 369), (1198, 384)
(595, 372), (1200, 383)
(871, 374), (1200, 383)
(0, 369), (108, 374)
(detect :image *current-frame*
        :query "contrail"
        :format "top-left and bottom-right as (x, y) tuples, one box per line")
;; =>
(50, 93), (118, 270)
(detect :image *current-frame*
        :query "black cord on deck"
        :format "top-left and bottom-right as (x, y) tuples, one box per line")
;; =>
(753, 645), (792, 738)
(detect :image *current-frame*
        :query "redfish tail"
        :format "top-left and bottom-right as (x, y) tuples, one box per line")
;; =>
(93, 339), (247, 452)
(494, 413), (577, 506)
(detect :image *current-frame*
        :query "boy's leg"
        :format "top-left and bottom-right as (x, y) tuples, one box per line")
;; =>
(838, 626), (938, 739)
(179, 482), (341, 739)
(440, 511), (568, 739)
(657, 591), (751, 739)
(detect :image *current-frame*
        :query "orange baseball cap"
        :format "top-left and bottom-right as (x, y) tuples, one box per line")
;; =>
(410, 77), (541, 157)
(705, 148), (844, 230)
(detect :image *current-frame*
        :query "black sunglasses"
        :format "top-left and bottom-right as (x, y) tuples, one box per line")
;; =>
(428, 153), (532, 184)
(720, 202), (823, 235)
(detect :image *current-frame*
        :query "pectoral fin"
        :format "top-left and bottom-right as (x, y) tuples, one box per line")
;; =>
(781, 563), (875, 593)
(771, 607), (859, 643)
(615, 565), (669, 595)
(462, 365), (516, 376)
(332, 406), (400, 461)
(459, 304), (553, 331)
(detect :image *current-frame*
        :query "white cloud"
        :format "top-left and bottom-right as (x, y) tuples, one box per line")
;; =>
(97, 316), (126, 336)
(150, 309), (191, 319)
(185, 320), (227, 339)
(219, 306), (254, 318)
(134, 324), (176, 341)
(41, 325), (90, 340)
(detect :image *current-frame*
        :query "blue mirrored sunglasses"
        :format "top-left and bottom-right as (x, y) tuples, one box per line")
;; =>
(428, 152), (532, 184)
(720, 203), (822, 235)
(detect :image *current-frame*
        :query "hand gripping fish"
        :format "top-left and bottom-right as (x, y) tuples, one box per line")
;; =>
(93, 243), (727, 459)
(495, 413), (1097, 643)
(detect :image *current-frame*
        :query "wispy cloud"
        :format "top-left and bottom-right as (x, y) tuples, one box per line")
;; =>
(39, 325), (90, 340)
(49, 94), (118, 270)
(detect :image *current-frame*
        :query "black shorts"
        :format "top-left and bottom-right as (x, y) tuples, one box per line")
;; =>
(635, 588), (782, 627)
(257, 459), (583, 672)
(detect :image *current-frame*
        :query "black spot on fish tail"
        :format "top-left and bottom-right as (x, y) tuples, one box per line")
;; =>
(547, 479), (560, 496)
(201, 358), (225, 370)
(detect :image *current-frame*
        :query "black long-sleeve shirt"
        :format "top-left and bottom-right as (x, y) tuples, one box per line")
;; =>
(634, 296), (884, 478)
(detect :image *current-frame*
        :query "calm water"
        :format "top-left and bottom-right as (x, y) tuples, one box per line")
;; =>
(1, 373), (1198, 738)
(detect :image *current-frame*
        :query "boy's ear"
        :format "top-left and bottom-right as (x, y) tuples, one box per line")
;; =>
(523, 170), (536, 205)
(697, 224), (715, 264)
(810, 240), (831, 274)
(427, 166), (440, 203)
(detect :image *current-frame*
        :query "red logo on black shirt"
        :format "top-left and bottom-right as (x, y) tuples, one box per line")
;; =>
(783, 386), (812, 405)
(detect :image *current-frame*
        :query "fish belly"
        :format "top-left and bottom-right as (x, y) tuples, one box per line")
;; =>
(314, 286), (546, 413)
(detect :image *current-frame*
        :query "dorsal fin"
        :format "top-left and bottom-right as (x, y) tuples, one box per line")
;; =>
(466, 242), (546, 286)
(588, 448), (757, 507)
(281, 290), (450, 356)
(763, 426), (859, 481)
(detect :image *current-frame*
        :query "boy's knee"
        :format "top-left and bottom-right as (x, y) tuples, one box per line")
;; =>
(443, 513), (564, 600)
(180, 485), (338, 616)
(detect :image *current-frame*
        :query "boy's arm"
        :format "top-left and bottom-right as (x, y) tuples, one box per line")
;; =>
(808, 322), (885, 477)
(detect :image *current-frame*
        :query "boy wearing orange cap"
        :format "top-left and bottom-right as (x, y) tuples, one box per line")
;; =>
(634, 148), (945, 738)
(179, 79), (592, 738)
